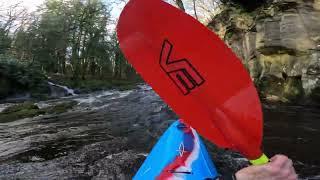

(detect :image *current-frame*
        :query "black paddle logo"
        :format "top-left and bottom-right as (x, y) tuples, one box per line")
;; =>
(160, 40), (205, 95)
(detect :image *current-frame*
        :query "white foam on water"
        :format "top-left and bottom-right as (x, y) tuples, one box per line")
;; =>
(35, 102), (51, 109)
(138, 84), (153, 91)
(48, 82), (77, 96)
(137, 153), (149, 157)
(75, 96), (97, 104)
(0, 107), (6, 113)
(119, 90), (133, 98)
(0, 104), (13, 113)
(92, 104), (111, 110)
(110, 90), (133, 100)
(74, 90), (132, 108)
(96, 91), (115, 98)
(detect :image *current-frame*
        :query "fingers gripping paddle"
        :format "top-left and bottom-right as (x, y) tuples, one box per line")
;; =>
(117, 0), (268, 164)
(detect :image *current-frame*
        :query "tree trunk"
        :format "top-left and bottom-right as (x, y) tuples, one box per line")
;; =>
(114, 51), (121, 79)
(193, 0), (199, 20)
(175, 0), (185, 11)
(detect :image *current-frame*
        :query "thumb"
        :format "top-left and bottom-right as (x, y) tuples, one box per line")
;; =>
(270, 154), (285, 161)
(269, 155), (289, 168)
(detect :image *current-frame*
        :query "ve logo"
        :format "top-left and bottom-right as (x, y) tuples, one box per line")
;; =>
(160, 40), (205, 95)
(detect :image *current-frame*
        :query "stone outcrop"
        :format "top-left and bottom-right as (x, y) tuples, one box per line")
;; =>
(208, 0), (320, 102)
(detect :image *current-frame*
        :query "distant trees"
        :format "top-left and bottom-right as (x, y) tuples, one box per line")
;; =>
(170, 0), (265, 22)
(166, 0), (222, 23)
(220, 0), (266, 11)
(173, 0), (199, 20)
(0, 0), (138, 82)
(0, 2), (27, 55)
(0, 28), (11, 54)
(0, 0), (265, 85)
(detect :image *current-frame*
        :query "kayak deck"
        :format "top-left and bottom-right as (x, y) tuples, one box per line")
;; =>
(134, 120), (219, 180)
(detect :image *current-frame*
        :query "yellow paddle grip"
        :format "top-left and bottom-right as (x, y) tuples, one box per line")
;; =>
(249, 154), (269, 165)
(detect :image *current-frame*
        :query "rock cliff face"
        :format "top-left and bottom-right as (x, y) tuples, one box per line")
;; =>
(208, 0), (320, 102)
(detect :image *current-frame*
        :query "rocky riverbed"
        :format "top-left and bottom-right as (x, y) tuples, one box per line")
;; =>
(0, 85), (319, 179)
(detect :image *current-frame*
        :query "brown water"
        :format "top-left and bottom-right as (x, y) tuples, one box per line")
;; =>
(263, 104), (320, 179)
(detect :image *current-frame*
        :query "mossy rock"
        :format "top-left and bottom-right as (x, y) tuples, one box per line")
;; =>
(256, 75), (285, 97)
(2, 102), (38, 114)
(43, 101), (78, 114)
(0, 102), (44, 123)
(0, 101), (78, 123)
(283, 76), (304, 101)
(257, 75), (304, 102)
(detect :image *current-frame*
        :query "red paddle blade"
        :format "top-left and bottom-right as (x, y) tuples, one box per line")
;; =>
(117, 0), (263, 159)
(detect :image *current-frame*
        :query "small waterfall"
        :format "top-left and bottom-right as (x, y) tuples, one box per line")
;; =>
(48, 82), (77, 97)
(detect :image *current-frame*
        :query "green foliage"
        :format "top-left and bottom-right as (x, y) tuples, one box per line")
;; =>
(0, 28), (12, 54)
(9, 0), (139, 82)
(73, 79), (113, 92)
(76, 79), (137, 92)
(109, 80), (138, 91)
(0, 56), (48, 98)
(49, 73), (139, 93)
(224, 30), (234, 40)
(0, 0), (140, 99)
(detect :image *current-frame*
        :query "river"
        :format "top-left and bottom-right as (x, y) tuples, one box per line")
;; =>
(0, 85), (319, 179)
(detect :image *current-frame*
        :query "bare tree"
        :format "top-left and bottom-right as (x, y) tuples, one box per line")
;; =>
(192, 0), (222, 23)
(192, 0), (199, 20)
(0, 2), (27, 34)
(168, 0), (222, 23)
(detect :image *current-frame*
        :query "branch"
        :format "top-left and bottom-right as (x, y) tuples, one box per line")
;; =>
(175, 0), (185, 12)
(192, 0), (199, 20)
(2, 1), (27, 33)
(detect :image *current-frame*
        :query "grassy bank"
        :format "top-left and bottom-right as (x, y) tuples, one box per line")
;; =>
(49, 74), (142, 93)
(0, 101), (78, 123)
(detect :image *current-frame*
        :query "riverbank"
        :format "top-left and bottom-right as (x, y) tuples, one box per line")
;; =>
(48, 74), (140, 94)
(0, 58), (141, 102)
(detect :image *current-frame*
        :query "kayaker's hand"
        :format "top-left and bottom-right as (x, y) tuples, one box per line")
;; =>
(235, 154), (298, 180)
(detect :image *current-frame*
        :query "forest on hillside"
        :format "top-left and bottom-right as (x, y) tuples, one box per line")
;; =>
(0, 0), (267, 99)
(0, 0), (142, 99)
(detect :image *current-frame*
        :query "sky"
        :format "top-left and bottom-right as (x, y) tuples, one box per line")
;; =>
(0, 0), (215, 21)
(0, 0), (217, 29)
(0, 0), (125, 32)
(18, 0), (43, 12)
(0, 0), (43, 12)
(0, 0), (124, 18)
